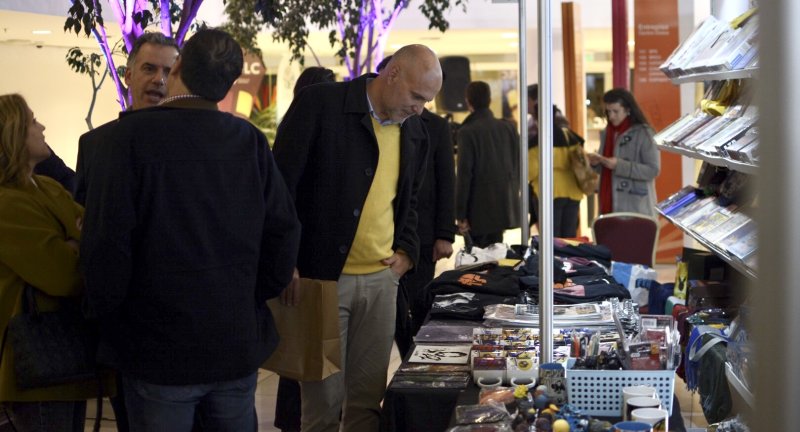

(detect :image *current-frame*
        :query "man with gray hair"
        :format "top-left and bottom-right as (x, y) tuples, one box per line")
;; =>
(82, 29), (301, 431)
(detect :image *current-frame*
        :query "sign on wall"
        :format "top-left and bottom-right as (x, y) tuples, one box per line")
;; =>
(633, 0), (684, 263)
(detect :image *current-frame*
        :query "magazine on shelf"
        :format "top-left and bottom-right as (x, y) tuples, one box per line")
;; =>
(690, 205), (737, 235)
(675, 197), (718, 226)
(706, 212), (751, 245)
(683, 117), (737, 150)
(721, 221), (758, 260)
(665, 114), (715, 147)
(655, 114), (694, 145)
(408, 344), (473, 364)
(696, 116), (757, 156)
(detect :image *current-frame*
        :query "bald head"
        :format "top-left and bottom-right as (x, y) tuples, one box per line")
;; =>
(368, 44), (442, 123)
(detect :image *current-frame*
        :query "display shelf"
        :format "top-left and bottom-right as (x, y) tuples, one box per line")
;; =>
(670, 67), (758, 84)
(657, 209), (757, 280)
(725, 361), (755, 409)
(657, 143), (758, 175)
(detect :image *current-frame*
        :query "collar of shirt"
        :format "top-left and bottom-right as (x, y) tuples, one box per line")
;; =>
(366, 78), (404, 126)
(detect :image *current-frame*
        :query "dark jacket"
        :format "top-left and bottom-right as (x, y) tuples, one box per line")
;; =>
(81, 99), (301, 385)
(74, 118), (121, 206)
(456, 108), (521, 235)
(34, 148), (75, 192)
(273, 74), (429, 280)
(418, 110), (456, 246)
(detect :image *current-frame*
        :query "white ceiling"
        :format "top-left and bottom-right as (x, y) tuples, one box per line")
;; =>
(0, 2), (621, 70)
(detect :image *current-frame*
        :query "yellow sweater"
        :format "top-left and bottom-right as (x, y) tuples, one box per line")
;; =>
(342, 118), (401, 274)
(528, 144), (584, 201)
(0, 176), (113, 401)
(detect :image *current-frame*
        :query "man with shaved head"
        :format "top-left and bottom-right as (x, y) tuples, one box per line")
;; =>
(272, 44), (442, 431)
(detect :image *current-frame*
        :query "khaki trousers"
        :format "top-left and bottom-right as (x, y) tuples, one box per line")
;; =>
(300, 268), (398, 432)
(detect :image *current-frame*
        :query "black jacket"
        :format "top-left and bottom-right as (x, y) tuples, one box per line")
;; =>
(81, 99), (301, 385)
(455, 108), (521, 235)
(418, 110), (456, 245)
(74, 118), (121, 206)
(34, 148), (75, 192)
(273, 74), (429, 280)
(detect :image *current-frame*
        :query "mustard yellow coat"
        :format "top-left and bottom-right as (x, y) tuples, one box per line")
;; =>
(0, 175), (113, 401)
(528, 144), (584, 202)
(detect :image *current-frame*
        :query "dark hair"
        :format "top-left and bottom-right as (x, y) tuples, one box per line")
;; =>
(602, 88), (650, 126)
(126, 32), (179, 68)
(293, 67), (335, 96)
(465, 81), (491, 110)
(527, 84), (538, 102)
(180, 29), (243, 102)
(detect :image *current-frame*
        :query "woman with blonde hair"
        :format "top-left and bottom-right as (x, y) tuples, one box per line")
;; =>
(0, 94), (111, 431)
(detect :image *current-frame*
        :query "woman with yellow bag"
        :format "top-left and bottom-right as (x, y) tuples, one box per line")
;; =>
(528, 102), (588, 238)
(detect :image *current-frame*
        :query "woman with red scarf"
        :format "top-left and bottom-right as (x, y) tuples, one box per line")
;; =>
(588, 88), (660, 217)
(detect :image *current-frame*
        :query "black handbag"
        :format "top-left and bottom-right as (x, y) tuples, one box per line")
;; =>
(3, 284), (97, 389)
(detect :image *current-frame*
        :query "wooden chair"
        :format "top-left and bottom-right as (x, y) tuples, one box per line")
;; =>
(592, 212), (659, 267)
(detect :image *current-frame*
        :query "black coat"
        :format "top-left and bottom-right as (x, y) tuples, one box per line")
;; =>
(273, 74), (429, 280)
(418, 110), (456, 246)
(34, 148), (75, 192)
(74, 118), (121, 206)
(81, 99), (301, 385)
(455, 108), (521, 235)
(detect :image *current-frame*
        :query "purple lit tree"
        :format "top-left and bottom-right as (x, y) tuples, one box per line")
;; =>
(64, 0), (204, 117)
(254, 0), (467, 80)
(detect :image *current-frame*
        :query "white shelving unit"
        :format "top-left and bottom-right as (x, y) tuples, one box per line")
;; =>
(657, 4), (758, 421)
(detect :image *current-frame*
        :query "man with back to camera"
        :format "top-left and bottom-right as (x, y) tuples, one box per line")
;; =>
(375, 54), (456, 357)
(71, 31), (179, 432)
(272, 44), (442, 431)
(80, 28), (301, 431)
(74, 32), (180, 206)
(456, 80), (521, 248)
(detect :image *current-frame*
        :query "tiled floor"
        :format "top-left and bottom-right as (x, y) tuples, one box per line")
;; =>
(85, 230), (709, 431)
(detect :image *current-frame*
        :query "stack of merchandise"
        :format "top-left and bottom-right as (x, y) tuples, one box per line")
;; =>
(659, 9), (758, 78)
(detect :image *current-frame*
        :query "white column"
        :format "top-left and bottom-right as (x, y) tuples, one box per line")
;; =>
(755, 0), (800, 429)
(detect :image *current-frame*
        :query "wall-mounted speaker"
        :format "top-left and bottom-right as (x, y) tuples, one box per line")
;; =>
(436, 56), (471, 112)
